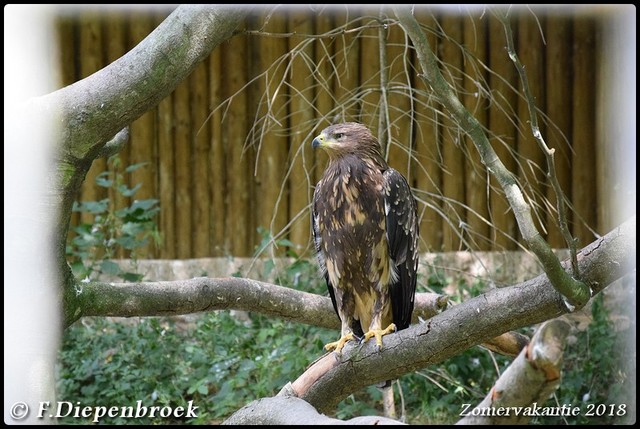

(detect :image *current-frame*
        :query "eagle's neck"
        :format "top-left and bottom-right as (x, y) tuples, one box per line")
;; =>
(326, 153), (387, 177)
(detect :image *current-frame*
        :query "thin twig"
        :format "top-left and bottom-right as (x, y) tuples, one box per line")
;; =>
(242, 21), (399, 39)
(495, 9), (580, 278)
(378, 9), (390, 156)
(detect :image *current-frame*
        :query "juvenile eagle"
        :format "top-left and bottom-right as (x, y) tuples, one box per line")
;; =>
(312, 122), (419, 353)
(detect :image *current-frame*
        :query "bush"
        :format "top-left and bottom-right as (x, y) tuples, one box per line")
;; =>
(66, 155), (161, 282)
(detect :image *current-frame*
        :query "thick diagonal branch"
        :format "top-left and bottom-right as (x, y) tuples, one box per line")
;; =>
(393, 7), (590, 308)
(293, 216), (634, 412)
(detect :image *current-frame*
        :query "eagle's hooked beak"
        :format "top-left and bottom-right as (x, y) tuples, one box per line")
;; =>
(311, 132), (326, 149)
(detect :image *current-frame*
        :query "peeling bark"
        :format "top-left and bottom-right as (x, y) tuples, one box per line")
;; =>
(457, 319), (571, 425)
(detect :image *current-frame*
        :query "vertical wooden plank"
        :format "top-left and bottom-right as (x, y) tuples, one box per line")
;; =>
(488, 14), (518, 250)
(413, 10), (443, 252)
(332, 8), (360, 122)
(128, 13), (157, 257)
(157, 92), (175, 259)
(516, 14), (546, 246)
(190, 61), (211, 257)
(570, 16), (597, 246)
(208, 46), (226, 256)
(78, 12), (106, 226)
(173, 82), (192, 258)
(56, 17), (77, 87)
(358, 8), (381, 130)
(463, 12), (490, 250)
(440, 15), (465, 251)
(223, 34), (251, 256)
(544, 14), (573, 249)
(287, 11), (316, 252)
(386, 15), (413, 183)
(154, 14), (175, 259)
(254, 13), (290, 255)
(313, 11), (335, 185)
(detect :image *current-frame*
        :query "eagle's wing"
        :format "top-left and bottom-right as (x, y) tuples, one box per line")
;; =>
(383, 168), (419, 330)
(312, 187), (340, 318)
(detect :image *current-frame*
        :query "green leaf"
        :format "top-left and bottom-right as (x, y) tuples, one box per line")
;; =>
(125, 162), (149, 173)
(115, 235), (148, 250)
(95, 172), (113, 188)
(130, 199), (159, 212)
(100, 260), (121, 276)
(121, 272), (143, 282)
(276, 238), (295, 248)
(118, 182), (142, 198)
(197, 384), (209, 395)
(76, 199), (110, 214)
(121, 221), (144, 236)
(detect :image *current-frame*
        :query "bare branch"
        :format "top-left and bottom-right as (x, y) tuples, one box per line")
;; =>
(481, 331), (531, 357)
(75, 278), (446, 329)
(290, 216), (634, 412)
(96, 127), (129, 158)
(222, 395), (405, 425)
(457, 319), (571, 424)
(393, 6), (591, 309)
(495, 9), (580, 278)
(378, 9), (390, 156)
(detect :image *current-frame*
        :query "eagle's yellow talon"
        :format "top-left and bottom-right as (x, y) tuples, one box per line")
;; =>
(325, 332), (355, 353)
(363, 323), (397, 348)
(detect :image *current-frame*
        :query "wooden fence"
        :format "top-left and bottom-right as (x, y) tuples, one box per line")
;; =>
(57, 6), (603, 258)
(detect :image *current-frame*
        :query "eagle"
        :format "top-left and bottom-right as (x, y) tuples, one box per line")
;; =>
(311, 122), (419, 353)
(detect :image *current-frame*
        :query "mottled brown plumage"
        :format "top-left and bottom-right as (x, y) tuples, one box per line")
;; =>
(311, 122), (419, 352)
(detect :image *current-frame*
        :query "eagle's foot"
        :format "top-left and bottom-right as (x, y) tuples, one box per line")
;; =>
(363, 323), (397, 350)
(325, 332), (355, 353)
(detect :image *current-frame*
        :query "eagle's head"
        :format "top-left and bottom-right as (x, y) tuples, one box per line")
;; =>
(311, 122), (382, 160)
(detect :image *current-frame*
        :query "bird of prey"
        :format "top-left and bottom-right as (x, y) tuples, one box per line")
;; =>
(311, 122), (419, 353)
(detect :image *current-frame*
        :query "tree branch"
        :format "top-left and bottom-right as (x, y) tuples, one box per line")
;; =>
(378, 9), (391, 157)
(96, 127), (129, 158)
(291, 216), (635, 412)
(393, 6), (591, 309)
(457, 319), (571, 424)
(222, 395), (404, 425)
(74, 278), (446, 329)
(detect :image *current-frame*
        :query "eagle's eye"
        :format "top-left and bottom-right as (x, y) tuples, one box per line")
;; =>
(334, 132), (344, 139)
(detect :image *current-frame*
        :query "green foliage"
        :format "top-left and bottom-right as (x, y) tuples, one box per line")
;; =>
(58, 236), (628, 424)
(66, 156), (161, 282)
(58, 314), (336, 424)
(57, 243), (336, 424)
